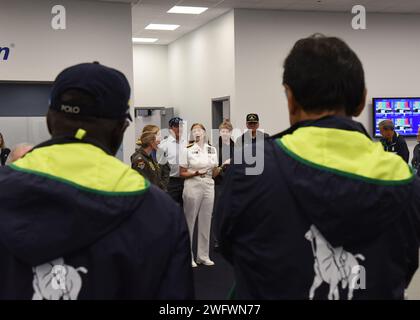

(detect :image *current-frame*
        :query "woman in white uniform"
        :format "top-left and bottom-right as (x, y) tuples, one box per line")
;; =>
(180, 123), (219, 267)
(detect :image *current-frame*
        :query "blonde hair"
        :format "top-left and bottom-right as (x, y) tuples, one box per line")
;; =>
(136, 125), (160, 147)
(219, 119), (233, 131)
(142, 125), (159, 134)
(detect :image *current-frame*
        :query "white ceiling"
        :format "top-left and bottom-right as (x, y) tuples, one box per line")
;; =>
(100, 0), (420, 44)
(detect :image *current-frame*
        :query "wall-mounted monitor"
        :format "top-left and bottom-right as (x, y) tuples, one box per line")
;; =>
(372, 97), (420, 138)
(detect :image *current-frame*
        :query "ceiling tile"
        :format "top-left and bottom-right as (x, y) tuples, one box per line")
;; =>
(123, 0), (420, 44)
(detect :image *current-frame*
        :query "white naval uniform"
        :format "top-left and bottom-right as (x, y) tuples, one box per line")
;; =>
(181, 143), (218, 262)
(157, 134), (187, 177)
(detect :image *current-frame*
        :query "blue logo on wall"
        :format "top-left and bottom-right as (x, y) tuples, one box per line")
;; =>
(0, 46), (10, 61)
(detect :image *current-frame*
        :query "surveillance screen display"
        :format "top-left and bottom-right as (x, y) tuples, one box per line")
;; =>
(373, 98), (420, 137)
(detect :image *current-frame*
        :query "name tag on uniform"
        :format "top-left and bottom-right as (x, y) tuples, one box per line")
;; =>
(207, 147), (215, 154)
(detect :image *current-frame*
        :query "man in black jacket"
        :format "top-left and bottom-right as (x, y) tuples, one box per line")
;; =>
(0, 62), (193, 299)
(379, 119), (410, 163)
(216, 34), (420, 300)
(236, 113), (269, 147)
(235, 114), (269, 172)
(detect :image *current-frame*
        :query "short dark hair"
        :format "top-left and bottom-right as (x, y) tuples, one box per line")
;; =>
(169, 117), (183, 128)
(283, 34), (365, 116)
(378, 119), (395, 130)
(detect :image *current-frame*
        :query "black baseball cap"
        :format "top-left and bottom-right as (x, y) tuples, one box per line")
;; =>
(169, 117), (183, 127)
(246, 113), (259, 123)
(49, 62), (132, 121)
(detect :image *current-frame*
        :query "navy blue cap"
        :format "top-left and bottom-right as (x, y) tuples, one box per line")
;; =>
(49, 62), (132, 120)
(169, 117), (183, 127)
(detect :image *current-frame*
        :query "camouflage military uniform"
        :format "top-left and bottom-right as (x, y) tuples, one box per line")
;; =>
(131, 147), (166, 190)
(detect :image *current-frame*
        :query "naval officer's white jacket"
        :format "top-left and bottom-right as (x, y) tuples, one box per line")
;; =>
(180, 142), (218, 265)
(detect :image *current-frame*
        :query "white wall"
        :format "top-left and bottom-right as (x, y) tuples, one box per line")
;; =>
(0, 117), (50, 150)
(133, 45), (169, 107)
(0, 0), (134, 162)
(132, 9), (420, 157)
(168, 10), (235, 134)
(234, 9), (420, 154)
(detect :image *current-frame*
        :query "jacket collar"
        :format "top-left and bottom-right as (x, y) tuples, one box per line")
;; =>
(139, 147), (153, 159)
(271, 115), (371, 140)
(33, 135), (113, 155)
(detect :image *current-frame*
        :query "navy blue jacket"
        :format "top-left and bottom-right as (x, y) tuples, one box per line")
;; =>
(216, 116), (420, 300)
(0, 138), (194, 300)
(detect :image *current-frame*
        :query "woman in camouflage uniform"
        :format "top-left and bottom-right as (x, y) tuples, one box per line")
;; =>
(131, 125), (167, 190)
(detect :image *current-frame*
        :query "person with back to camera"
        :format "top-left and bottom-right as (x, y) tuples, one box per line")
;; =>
(0, 62), (193, 299)
(180, 123), (219, 268)
(216, 34), (420, 300)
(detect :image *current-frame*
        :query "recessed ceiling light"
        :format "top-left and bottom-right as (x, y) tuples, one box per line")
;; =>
(145, 24), (180, 31)
(132, 37), (158, 43)
(167, 6), (208, 15)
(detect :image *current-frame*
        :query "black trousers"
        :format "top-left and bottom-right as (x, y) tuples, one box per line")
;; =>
(168, 177), (184, 206)
(212, 183), (223, 244)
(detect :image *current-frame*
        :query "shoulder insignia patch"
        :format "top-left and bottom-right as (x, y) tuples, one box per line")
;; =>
(137, 160), (146, 170)
(207, 146), (216, 154)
